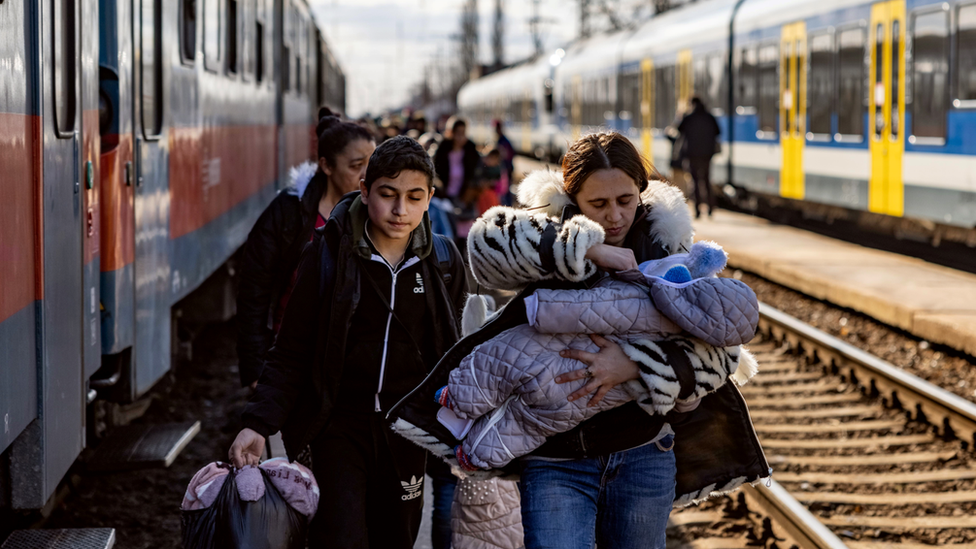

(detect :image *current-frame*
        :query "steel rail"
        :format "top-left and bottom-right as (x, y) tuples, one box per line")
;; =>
(758, 303), (976, 446)
(741, 480), (850, 549)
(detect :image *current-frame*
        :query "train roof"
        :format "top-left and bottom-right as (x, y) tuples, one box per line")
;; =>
(621, 0), (738, 62)
(458, 56), (550, 105)
(555, 30), (633, 78)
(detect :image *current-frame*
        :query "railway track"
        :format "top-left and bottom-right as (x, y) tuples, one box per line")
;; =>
(667, 303), (976, 549)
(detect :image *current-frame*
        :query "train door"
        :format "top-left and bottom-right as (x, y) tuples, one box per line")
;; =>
(780, 22), (807, 199)
(132, 0), (171, 396)
(28, 0), (87, 507)
(641, 58), (654, 159)
(869, 0), (906, 216)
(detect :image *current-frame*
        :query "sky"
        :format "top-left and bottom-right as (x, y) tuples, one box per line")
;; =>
(309, 0), (580, 117)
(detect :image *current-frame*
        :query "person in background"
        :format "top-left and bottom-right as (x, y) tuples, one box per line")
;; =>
(666, 98), (690, 198)
(236, 107), (375, 389)
(678, 96), (721, 218)
(229, 136), (468, 548)
(434, 117), (482, 244)
(493, 120), (516, 205)
(479, 148), (504, 213)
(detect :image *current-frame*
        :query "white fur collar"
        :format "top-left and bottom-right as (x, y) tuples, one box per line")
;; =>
(515, 170), (694, 254)
(285, 161), (319, 198)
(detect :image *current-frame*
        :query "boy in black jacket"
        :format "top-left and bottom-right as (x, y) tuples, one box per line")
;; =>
(230, 136), (468, 548)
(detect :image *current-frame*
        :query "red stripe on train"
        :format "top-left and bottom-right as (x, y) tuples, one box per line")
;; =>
(0, 113), (42, 323)
(169, 124), (281, 240)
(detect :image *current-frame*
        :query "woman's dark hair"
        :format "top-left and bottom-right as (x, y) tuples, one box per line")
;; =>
(363, 135), (435, 191)
(561, 132), (665, 196)
(316, 106), (375, 168)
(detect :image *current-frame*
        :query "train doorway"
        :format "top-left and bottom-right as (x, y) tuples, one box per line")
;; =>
(869, 0), (906, 216)
(780, 21), (806, 200)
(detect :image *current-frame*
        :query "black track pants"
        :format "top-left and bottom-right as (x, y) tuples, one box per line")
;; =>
(308, 411), (427, 549)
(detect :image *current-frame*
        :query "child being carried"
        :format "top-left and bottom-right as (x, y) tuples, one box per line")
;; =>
(435, 240), (759, 472)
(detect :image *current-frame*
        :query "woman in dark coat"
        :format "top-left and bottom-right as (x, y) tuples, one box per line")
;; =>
(389, 132), (767, 549)
(236, 108), (375, 388)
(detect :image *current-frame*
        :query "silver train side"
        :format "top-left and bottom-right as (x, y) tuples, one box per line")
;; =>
(460, 0), (976, 240)
(0, 0), (344, 510)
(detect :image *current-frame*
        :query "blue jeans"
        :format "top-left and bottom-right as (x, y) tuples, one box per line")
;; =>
(427, 457), (458, 549)
(519, 435), (676, 549)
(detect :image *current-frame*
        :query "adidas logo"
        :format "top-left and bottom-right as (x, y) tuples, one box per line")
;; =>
(401, 475), (423, 501)
(413, 272), (425, 294)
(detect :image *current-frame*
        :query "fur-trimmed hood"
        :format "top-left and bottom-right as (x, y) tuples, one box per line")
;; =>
(515, 170), (694, 254)
(285, 161), (319, 199)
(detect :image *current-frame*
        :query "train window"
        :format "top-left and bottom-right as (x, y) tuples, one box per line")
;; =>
(836, 27), (864, 139)
(141, 0), (163, 136)
(204, 0), (221, 71)
(808, 32), (834, 137)
(957, 5), (976, 104)
(694, 57), (710, 106)
(181, 0), (196, 64)
(654, 65), (675, 129)
(544, 79), (554, 115)
(707, 55), (726, 113)
(757, 44), (778, 135)
(256, 20), (264, 83)
(912, 9), (949, 141)
(226, 0), (238, 74)
(54, 0), (77, 135)
(619, 72), (639, 128)
(737, 46), (757, 111)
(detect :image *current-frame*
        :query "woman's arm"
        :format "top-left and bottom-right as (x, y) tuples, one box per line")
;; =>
(557, 335), (740, 415)
(467, 206), (607, 289)
(236, 202), (285, 387)
(240, 238), (324, 438)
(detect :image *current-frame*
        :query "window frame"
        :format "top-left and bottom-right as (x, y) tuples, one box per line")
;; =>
(909, 4), (951, 145)
(954, 1), (976, 108)
(141, 0), (164, 139)
(756, 41), (779, 139)
(53, 0), (78, 137)
(834, 23), (866, 143)
(179, 0), (197, 66)
(225, 0), (239, 77)
(806, 29), (835, 141)
(735, 44), (758, 115)
(203, 0), (222, 73)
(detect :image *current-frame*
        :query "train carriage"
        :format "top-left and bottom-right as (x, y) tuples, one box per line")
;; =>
(458, 0), (976, 236)
(0, 0), (342, 512)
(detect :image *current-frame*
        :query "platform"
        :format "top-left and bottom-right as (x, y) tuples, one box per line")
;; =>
(2, 529), (115, 549)
(693, 210), (976, 357)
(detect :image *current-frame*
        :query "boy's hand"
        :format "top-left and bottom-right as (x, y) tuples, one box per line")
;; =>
(229, 428), (265, 468)
(585, 244), (639, 272)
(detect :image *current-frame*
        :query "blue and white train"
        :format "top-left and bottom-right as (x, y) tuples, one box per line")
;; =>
(459, 0), (976, 232)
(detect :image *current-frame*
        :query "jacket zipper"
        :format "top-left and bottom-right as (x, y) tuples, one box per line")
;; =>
(371, 254), (420, 412)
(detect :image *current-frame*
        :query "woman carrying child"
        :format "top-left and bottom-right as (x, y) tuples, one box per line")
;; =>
(389, 132), (768, 549)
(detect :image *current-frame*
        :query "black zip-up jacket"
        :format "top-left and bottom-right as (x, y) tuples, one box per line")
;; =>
(678, 105), (721, 159)
(241, 193), (468, 459)
(236, 164), (325, 387)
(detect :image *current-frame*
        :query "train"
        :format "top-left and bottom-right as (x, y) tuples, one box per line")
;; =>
(0, 0), (343, 511)
(459, 0), (976, 240)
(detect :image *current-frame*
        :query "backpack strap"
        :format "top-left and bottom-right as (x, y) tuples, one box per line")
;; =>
(316, 231), (337, 299)
(432, 234), (455, 286)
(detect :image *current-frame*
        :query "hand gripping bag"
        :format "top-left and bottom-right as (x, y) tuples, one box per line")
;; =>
(181, 466), (307, 549)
